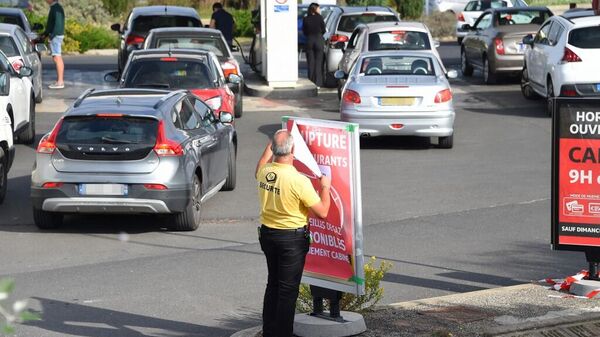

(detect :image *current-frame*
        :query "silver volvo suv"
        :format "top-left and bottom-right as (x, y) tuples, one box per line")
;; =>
(31, 88), (237, 231)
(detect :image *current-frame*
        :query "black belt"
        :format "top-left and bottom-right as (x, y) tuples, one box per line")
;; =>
(261, 225), (307, 233)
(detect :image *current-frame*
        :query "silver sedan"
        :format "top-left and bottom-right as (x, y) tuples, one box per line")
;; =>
(336, 50), (457, 148)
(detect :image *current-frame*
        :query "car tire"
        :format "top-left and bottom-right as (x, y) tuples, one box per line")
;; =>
(171, 174), (201, 231)
(0, 147), (6, 204)
(324, 71), (337, 88)
(520, 66), (539, 100)
(457, 37), (463, 45)
(222, 144), (237, 191)
(439, 135), (454, 149)
(483, 57), (496, 85)
(35, 87), (43, 104)
(546, 78), (555, 117)
(234, 95), (243, 118)
(461, 49), (473, 77)
(18, 97), (35, 145)
(33, 208), (63, 229)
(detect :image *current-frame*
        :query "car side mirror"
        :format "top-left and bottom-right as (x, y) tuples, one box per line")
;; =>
(433, 40), (440, 48)
(461, 24), (472, 31)
(230, 44), (239, 52)
(19, 66), (32, 77)
(32, 23), (43, 31)
(333, 41), (345, 50)
(522, 34), (534, 46)
(35, 43), (47, 54)
(110, 23), (121, 33)
(334, 70), (346, 79)
(104, 71), (120, 82)
(0, 72), (9, 96)
(446, 69), (458, 79)
(220, 112), (234, 124)
(227, 74), (241, 84)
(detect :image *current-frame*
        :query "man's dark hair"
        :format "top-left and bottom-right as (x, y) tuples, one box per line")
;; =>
(213, 2), (223, 10)
(308, 2), (320, 15)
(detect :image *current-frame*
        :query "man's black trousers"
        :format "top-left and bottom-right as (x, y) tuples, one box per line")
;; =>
(259, 225), (310, 337)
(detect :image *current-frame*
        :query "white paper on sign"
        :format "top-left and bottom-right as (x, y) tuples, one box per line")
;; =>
(291, 122), (322, 178)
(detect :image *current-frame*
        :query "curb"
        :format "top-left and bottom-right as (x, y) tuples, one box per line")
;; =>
(230, 325), (261, 337)
(483, 312), (600, 336)
(242, 72), (318, 99)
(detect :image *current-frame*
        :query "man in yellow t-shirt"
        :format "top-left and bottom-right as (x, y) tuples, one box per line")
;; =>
(255, 129), (330, 337)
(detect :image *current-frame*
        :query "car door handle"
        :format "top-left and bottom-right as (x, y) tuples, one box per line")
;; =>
(195, 136), (216, 147)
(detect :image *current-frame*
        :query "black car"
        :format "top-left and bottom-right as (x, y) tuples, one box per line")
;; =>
(111, 6), (202, 73)
(0, 8), (42, 43)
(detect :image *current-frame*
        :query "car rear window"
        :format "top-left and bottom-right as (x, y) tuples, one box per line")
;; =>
(132, 15), (201, 33)
(56, 116), (158, 160)
(569, 26), (600, 49)
(337, 14), (398, 33)
(155, 36), (228, 57)
(0, 14), (23, 29)
(496, 10), (551, 25)
(124, 58), (215, 90)
(360, 56), (435, 76)
(368, 31), (431, 51)
(0, 36), (19, 57)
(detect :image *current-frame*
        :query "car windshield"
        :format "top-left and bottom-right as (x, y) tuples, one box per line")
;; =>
(360, 55), (436, 76)
(0, 36), (19, 57)
(154, 36), (228, 57)
(0, 14), (23, 29)
(465, 0), (507, 11)
(132, 15), (201, 33)
(569, 26), (600, 49)
(496, 10), (551, 25)
(338, 14), (398, 33)
(124, 58), (215, 89)
(368, 31), (431, 51)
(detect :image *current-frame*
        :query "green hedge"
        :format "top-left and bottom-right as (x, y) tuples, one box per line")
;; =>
(231, 9), (254, 38)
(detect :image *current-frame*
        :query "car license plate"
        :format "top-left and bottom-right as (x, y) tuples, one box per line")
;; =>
(380, 97), (415, 106)
(79, 184), (128, 196)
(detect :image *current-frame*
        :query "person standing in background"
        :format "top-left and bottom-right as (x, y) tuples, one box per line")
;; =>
(302, 3), (325, 88)
(40, 0), (65, 89)
(210, 2), (235, 47)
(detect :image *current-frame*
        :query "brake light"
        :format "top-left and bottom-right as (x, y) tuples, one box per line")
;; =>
(434, 89), (452, 103)
(457, 13), (465, 21)
(221, 60), (239, 78)
(42, 182), (63, 189)
(494, 38), (505, 55)
(560, 85), (579, 97)
(205, 96), (222, 110)
(143, 184), (168, 190)
(154, 120), (183, 156)
(96, 113), (124, 117)
(390, 124), (404, 129)
(562, 47), (582, 63)
(125, 34), (145, 45)
(160, 57), (178, 62)
(330, 34), (349, 43)
(342, 90), (361, 104)
(36, 118), (64, 154)
(11, 59), (23, 72)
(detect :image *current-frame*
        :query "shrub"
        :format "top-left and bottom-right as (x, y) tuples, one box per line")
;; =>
(346, 0), (388, 6)
(73, 25), (119, 52)
(232, 9), (254, 38)
(101, 0), (132, 17)
(31, 0), (119, 26)
(421, 11), (456, 38)
(296, 257), (393, 313)
(395, 0), (423, 19)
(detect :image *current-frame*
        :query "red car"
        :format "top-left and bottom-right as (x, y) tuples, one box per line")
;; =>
(120, 49), (241, 118)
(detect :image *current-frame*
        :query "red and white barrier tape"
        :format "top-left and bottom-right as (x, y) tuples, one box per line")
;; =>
(539, 270), (600, 299)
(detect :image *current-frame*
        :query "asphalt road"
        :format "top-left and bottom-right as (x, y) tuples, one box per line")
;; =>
(0, 44), (584, 337)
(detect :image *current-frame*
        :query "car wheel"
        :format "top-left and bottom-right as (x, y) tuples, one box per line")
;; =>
(520, 66), (539, 100)
(461, 49), (473, 77)
(0, 147), (6, 204)
(324, 71), (337, 88)
(234, 95), (243, 118)
(439, 135), (454, 149)
(171, 174), (201, 231)
(18, 97), (35, 144)
(35, 87), (43, 104)
(457, 37), (463, 45)
(33, 208), (63, 229)
(546, 78), (555, 117)
(222, 144), (237, 191)
(483, 57), (496, 85)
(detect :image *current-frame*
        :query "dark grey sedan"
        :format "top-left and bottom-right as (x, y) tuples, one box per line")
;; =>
(460, 7), (552, 84)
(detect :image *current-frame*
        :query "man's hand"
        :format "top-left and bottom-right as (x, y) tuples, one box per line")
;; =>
(310, 175), (331, 219)
(319, 175), (331, 190)
(255, 139), (273, 178)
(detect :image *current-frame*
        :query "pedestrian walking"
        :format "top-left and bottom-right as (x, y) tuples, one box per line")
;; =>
(302, 3), (326, 87)
(255, 129), (331, 337)
(40, 0), (65, 89)
(210, 2), (235, 47)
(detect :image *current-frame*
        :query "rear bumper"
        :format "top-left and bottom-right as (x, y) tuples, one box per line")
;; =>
(492, 54), (524, 73)
(327, 48), (344, 73)
(341, 109), (455, 137)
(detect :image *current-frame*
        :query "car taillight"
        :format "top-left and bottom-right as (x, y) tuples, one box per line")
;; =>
(154, 120), (183, 156)
(205, 96), (222, 110)
(143, 184), (168, 190)
(560, 84), (579, 97)
(11, 59), (23, 72)
(434, 89), (452, 103)
(330, 34), (349, 43)
(562, 47), (582, 63)
(125, 34), (145, 46)
(342, 90), (361, 104)
(42, 182), (63, 189)
(457, 13), (465, 21)
(494, 38), (505, 55)
(36, 118), (63, 154)
(160, 57), (178, 62)
(221, 60), (239, 78)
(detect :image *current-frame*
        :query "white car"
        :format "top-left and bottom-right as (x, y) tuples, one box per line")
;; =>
(0, 70), (14, 204)
(520, 9), (600, 115)
(456, 0), (529, 44)
(0, 49), (34, 144)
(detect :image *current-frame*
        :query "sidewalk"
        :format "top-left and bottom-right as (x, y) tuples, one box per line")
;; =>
(233, 283), (600, 337)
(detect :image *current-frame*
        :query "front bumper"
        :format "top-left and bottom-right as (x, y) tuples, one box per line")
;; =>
(341, 109), (455, 137)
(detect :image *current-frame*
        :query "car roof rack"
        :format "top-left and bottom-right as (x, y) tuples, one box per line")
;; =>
(153, 89), (187, 109)
(73, 88), (174, 108)
(73, 88), (95, 108)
